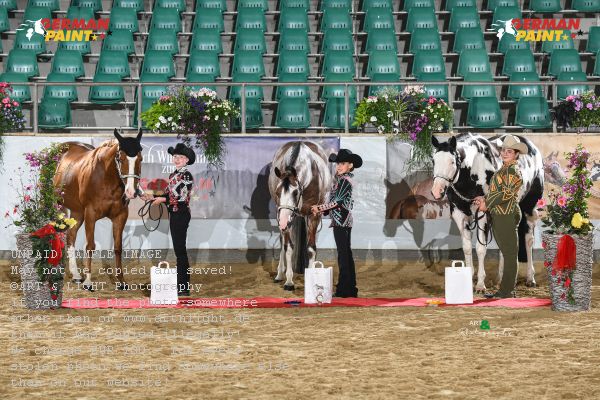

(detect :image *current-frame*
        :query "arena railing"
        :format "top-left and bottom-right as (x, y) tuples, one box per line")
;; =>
(10, 80), (600, 134)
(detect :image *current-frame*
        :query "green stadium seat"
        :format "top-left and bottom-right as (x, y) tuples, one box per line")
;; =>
(231, 98), (263, 129)
(320, 0), (351, 10)
(39, 99), (72, 129)
(403, 0), (435, 9)
(132, 97), (156, 128)
(234, 28), (267, 54)
(146, 28), (179, 55)
(43, 72), (78, 102)
(232, 51), (266, 79)
(102, 29), (135, 54)
(0, 0), (17, 11)
(89, 73), (125, 105)
(190, 29), (223, 53)
(453, 27), (485, 53)
(14, 28), (47, 54)
(406, 7), (437, 32)
(548, 49), (582, 76)
(362, 0), (392, 9)
(322, 51), (355, 81)
(322, 29), (354, 54)
(28, 0), (60, 11)
(487, 0), (518, 10)
(229, 74), (264, 100)
(364, 8), (395, 31)
(276, 78), (310, 100)
(150, 7), (182, 32)
(556, 71), (589, 100)
(410, 28), (442, 52)
(6, 50), (40, 79)
(595, 51), (600, 76)
(497, 33), (530, 53)
(367, 51), (401, 95)
(365, 28), (398, 53)
(96, 50), (130, 78)
(58, 38), (92, 55)
(0, 72), (31, 103)
(280, 0), (310, 9)
(571, 0), (600, 11)
(515, 96), (552, 129)
(420, 74), (449, 102)
(193, 8), (225, 31)
(322, 98), (356, 129)
(140, 50), (176, 80)
(228, 75), (264, 129)
(586, 27), (600, 54)
(445, 0), (476, 10)
(460, 73), (496, 99)
(196, 0), (226, 12)
(321, 8), (352, 31)
(491, 6), (522, 27)
(457, 49), (492, 78)
(38, 99), (72, 129)
(277, 51), (310, 81)
(467, 96), (503, 128)
(109, 7), (139, 32)
(321, 84), (357, 101)
(502, 49), (536, 77)
(541, 30), (574, 53)
(51, 49), (85, 78)
(72, 0), (102, 12)
(507, 72), (543, 100)
(67, 5), (96, 21)
(186, 52), (220, 81)
(448, 6), (480, 32)
(278, 8), (309, 31)
(236, 7), (267, 31)
(155, 0), (186, 12)
(278, 29), (310, 53)
(276, 98), (310, 129)
(22, 6), (52, 24)
(113, 0), (144, 11)
(412, 50), (446, 79)
(238, 0), (268, 9)
(529, 0), (562, 13)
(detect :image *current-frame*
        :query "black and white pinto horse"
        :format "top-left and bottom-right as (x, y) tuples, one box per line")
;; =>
(431, 133), (544, 292)
(268, 141), (332, 290)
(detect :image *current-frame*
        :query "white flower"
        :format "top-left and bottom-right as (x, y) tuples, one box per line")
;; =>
(440, 118), (444, 122)
(155, 122), (160, 128)
(158, 116), (166, 123)
(438, 127), (442, 131)
(215, 115), (219, 121)
(437, 104), (441, 108)
(393, 120), (399, 127)
(393, 127), (399, 134)
(377, 125), (385, 133)
(370, 116), (377, 122)
(168, 102), (173, 107)
(421, 113), (425, 117)
(167, 116), (172, 122)
(433, 114), (437, 119)
(387, 111), (393, 118)
(224, 112), (228, 116)
(383, 94), (388, 100)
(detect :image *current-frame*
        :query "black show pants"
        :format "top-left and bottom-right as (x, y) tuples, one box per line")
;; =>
(333, 227), (358, 297)
(169, 208), (191, 291)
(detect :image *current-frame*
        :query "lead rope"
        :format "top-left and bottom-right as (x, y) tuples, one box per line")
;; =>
(138, 200), (164, 232)
(466, 209), (494, 246)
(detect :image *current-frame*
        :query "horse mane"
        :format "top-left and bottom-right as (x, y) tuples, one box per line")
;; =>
(286, 142), (302, 168)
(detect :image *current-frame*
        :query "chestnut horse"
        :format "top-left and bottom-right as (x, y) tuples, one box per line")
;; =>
(54, 129), (143, 290)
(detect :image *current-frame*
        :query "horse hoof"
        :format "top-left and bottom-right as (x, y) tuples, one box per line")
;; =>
(72, 278), (83, 283)
(116, 284), (129, 291)
(82, 284), (95, 292)
(283, 284), (295, 291)
(273, 278), (284, 283)
(526, 282), (537, 288)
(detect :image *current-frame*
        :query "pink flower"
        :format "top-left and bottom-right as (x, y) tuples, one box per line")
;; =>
(24, 195), (31, 202)
(536, 198), (546, 208)
(12, 101), (18, 107)
(566, 95), (575, 102)
(2, 98), (8, 104)
(557, 196), (567, 207)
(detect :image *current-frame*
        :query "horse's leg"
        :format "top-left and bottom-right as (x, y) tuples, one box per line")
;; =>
(112, 210), (128, 290)
(524, 211), (537, 288)
(283, 235), (294, 291)
(67, 211), (84, 283)
(474, 214), (488, 293)
(452, 209), (474, 272)
(274, 233), (285, 283)
(82, 210), (97, 291)
(306, 214), (320, 268)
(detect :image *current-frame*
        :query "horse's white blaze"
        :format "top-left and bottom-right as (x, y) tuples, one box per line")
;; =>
(431, 151), (455, 199)
(67, 245), (81, 280)
(124, 156), (137, 199)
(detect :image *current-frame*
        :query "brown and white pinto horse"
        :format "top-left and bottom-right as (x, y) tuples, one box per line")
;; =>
(54, 129), (143, 290)
(268, 141), (332, 290)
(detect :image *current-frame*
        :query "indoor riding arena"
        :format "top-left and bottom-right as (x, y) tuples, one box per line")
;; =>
(2, 1), (600, 399)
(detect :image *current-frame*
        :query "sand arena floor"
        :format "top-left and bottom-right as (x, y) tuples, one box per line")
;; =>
(1, 259), (599, 400)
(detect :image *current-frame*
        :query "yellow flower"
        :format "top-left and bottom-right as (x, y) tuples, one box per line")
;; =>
(571, 213), (584, 229)
(58, 213), (65, 220)
(582, 218), (590, 225)
(49, 221), (56, 226)
(58, 224), (66, 230)
(68, 218), (78, 227)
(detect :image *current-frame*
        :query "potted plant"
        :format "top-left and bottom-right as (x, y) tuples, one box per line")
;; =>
(6, 143), (76, 309)
(0, 82), (27, 165)
(141, 86), (240, 168)
(353, 86), (453, 171)
(537, 144), (595, 311)
(552, 91), (600, 132)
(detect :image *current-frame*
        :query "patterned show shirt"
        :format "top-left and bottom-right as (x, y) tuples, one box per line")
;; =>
(485, 161), (523, 215)
(317, 172), (354, 228)
(160, 167), (194, 212)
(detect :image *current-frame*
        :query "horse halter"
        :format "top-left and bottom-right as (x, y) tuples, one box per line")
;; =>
(115, 147), (143, 196)
(276, 180), (304, 231)
(433, 153), (473, 203)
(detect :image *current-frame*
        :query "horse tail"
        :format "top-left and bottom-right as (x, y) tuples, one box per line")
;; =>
(291, 216), (308, 274)
(517, 215), (528, 262)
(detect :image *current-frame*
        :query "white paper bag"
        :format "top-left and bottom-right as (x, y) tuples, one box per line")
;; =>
(304, 261), (333, 304)
(150, 261), (179, 305)
(445, 260), (474, 304)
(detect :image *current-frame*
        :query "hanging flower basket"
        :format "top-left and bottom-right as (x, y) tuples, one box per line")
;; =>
(16, 233), (65, 310)
(542, 233), (593, 312)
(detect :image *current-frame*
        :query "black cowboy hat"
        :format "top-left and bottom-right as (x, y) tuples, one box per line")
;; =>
(328, 149), (363, 168)
(168, 143), (196, 165)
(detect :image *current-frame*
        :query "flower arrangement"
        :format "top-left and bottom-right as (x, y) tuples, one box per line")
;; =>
(353, 86), (453, 170)
(552, 91), (600, 130)
(141, 87), (240, 168)
(0, 82), (27, 164)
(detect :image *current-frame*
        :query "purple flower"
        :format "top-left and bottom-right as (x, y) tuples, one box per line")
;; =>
(586, 103), (593, 110)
